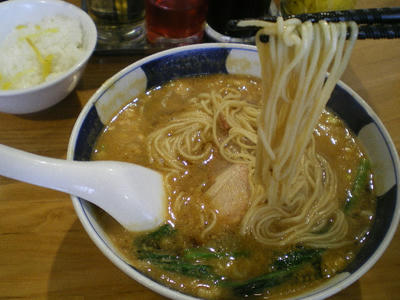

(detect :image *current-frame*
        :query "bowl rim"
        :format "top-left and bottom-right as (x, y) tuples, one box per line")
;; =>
(67, 43), (400, 300)
(0, 0), (97, 96)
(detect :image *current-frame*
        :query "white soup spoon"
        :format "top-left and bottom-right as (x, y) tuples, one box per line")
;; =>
(0, 144), (166, 231)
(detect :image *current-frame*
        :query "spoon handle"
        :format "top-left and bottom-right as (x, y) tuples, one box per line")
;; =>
(0, 143), (98, 197)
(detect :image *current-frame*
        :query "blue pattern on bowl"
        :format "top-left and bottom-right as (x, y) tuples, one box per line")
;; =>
(328, 86), (374, 134)
(325, 85), (399, 276)
(345, 186), (397, 273)
(141, 48), (230, 89)
(73, 106), (104, 161)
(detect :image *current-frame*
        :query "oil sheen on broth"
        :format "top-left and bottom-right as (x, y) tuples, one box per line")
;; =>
(92, 74), (376, 299)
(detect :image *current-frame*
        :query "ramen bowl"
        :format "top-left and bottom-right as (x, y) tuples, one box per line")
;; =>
(0, 0), (97, 114)
(67, 43), (400, 299)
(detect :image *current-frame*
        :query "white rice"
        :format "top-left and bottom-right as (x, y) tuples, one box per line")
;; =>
(0, 15), (86, 90)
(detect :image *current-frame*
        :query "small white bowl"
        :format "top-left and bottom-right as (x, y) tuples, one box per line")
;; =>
(68, 44), (400, 300)
(0, 0), (97, 114)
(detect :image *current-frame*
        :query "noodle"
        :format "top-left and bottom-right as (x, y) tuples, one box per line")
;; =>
(147, 18), (359, 249)
(238, 18), (358, 247)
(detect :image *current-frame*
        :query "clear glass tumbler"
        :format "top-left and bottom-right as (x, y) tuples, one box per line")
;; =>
(86, 0), (145, 46)
(145, 0), (208, 46)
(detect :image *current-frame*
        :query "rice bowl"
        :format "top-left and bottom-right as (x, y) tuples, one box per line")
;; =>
(0, 0), (97, 114)
(0, 15), (86, 90)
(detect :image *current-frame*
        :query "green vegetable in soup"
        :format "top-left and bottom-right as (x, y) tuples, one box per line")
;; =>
(232, 269), (293, 296)
(344, 158), (371, 213)
(232, 247), (323, 296)
(135, 223), (176, 250)
(135, 226), (325, 297)
(272, 247), (324, 270)
(183, 247), (249, 260)
(137, 249), (219, 280)
(135, 225), (227, 282)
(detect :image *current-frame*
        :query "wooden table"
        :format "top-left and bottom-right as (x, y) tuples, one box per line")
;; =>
(1, 0), (399, 299)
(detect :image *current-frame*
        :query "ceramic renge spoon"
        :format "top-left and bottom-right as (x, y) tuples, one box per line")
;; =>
(0, 144), (166, 231)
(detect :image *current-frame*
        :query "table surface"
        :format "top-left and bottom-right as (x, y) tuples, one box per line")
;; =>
(1, 0), (400, 299)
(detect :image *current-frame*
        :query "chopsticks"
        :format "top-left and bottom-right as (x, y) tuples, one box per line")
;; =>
(227, 7), (400, 39)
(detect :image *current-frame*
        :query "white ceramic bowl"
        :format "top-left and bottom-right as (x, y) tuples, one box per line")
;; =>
(68, 44), (400, 299)
(0, 0), (97, 114)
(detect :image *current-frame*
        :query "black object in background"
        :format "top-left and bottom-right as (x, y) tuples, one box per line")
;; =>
(207, 0), (272, 38)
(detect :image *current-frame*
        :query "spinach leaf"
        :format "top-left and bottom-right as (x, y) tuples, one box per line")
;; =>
(344, 158), (371, 213)
(232, 247), (323, 297)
